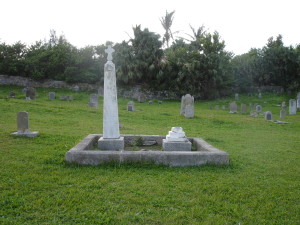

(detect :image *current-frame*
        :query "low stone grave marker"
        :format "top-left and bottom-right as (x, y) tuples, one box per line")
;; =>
(229, 102), (238, 113)
(11, 111), (38, 137)
(138, 93), (146, 103)
(280, 108), (286, 119)
(163, 127), (191, 151)
(258, 92), (262, 98)
(60, 96), (73, 101)
(181, 94), (194, 118)
(89, 94), (98, 107)
(235, 93), (239, 101)
(289, 99), (296, 115)
(9, 91), (16, 98)
(264, 111), (272, 121)
(215, 105), (219, 110)
(241, 104), (247, 113)
(49, 92), (55, 100)
(256, 105), (262, 113)
(25, 87), (36, 100)
(127, 101), (135, 111)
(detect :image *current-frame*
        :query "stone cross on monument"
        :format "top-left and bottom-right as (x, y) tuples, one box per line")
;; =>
(98, 45), (124, 150)
(105, 45), (115, 61)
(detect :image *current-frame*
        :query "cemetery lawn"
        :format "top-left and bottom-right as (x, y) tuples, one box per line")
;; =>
(0, 85), (299, 224)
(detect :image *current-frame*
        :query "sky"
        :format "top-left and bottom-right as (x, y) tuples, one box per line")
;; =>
(0, 0), (299, 55)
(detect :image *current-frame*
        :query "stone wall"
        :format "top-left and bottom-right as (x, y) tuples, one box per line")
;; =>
(0, 74), (179, 100)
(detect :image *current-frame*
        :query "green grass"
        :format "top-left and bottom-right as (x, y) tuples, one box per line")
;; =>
(0, 85), (299, 224)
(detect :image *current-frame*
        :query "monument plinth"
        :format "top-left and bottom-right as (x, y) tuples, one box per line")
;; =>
(98, 46), (124, 150)
(163, 127), (192, 151)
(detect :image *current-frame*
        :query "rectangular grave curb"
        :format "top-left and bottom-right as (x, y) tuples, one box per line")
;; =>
(65, 134), (229, 167)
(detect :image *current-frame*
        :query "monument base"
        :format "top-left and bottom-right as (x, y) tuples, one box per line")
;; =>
(12, 131), (39, 138)
(98, 137), (124, 150)
(162, 139), (192, 151)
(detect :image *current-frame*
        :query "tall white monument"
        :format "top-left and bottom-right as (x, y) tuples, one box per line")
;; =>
(98, 45), (124, 150)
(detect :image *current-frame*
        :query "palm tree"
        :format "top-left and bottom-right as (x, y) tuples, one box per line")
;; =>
(160, 10), (175, 48)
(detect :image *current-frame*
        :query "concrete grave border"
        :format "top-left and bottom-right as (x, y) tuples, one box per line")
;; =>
(66, 134), (229, 167)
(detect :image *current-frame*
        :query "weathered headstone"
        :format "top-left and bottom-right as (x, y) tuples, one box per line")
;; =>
(25, 87), (36, 100)
(229, 102), (238, 113)
(138, 93), (146, 103)
(215, 105), (219, 110)
(289, 99), (296, 115)
(98, 45), (124, 150)
(11, 111), (38, 137)
(148, 100), (154, 104)
(89, 94), (99, 107)
(235, 93), (239, 101)
(241, 104), (247, 113)
(59, 96), (73, 101)
(49, 92), (55, 100)
(162, 127), (191, 151)
(73, 85), (80, 92)
(249, 103), (253, 111)
(297, 92), (300, 110)
(250, 110), (258, 117)
(98, 87), (104, 96)
(158, 101), (163, 104)
(280, 108), (286, 119)
(282, 102), (286, 108)
(222, 105), (226, 110)
(264, 111), (272, 121)
(127, 101), (135, 111)
(209, 105), (213, 110)
(258, 92), (262, 98)
(9, 91), (16, 98)
(256, 105), (262, 113)
(181, 94), (194, 118)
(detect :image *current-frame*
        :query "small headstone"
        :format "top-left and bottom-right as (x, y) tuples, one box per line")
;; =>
(256, 105), (262, 113)
(235, 93), (239, 101)
(264, 111), (272, 121)
(181, 94), (194, 118)
(296, 93), (300, 109)
(280, 108), (286, 119)
(73, 85), (80, 92)
(249, 103), (253, 111)
(222, 105), (226, 110)
(258, 92), (262, 98)
(89, 94), (99, 107)
(185, 104), (194, 118)
(25, 87), (36, 100)
(59, 96), (73, 101)
(11, 111), (38, 137)
(241, 104), (247, 113)
(282, 102), (286, 108)
(158, 101), (163, 104)
(127, 101), (135, 111)
(49, 92), (55, 100)
(250, 110), (258, 117)
(215, 105), (219, 110)
(209, 105), (213, 110)
(229, 102), (238, 113)
(138, 93), (146, 103)
(98, 87), (104, 96)
(148, 100), (154, 104)
(289, 99), (296, 115)
(9, 91), (16, 98)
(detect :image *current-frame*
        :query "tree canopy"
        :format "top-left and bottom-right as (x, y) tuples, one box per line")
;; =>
(1, 17), (300, 98)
